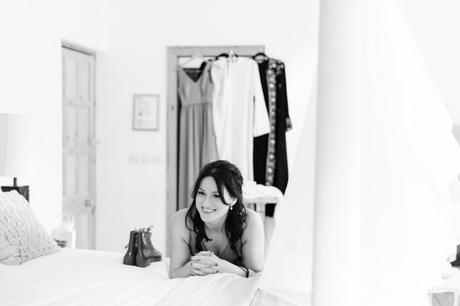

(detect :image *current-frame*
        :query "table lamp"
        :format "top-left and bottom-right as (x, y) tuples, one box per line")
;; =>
(0, 113), (39, 202)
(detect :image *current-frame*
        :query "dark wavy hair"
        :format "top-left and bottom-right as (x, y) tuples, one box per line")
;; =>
(185, 160), (247, 255)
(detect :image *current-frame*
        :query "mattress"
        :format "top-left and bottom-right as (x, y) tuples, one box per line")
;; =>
(0, 249), (261, 306)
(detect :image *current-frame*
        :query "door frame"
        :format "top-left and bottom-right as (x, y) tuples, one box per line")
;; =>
(166, 45), (265, 246)
(62, 40), (97, 249)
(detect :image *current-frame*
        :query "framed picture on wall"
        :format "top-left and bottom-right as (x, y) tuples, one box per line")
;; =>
(132, 94), (159, 131)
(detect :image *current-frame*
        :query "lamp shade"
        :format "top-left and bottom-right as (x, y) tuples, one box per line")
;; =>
(0, 113), (43, 183)
(449, 176), (460, 244)
(0, 114), (7, 175)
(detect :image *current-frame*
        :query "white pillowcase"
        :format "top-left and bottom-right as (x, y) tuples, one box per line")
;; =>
(0, 190), (60, 265)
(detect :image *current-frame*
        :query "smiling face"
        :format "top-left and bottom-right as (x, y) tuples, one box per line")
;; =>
(195, 176), (236, 224)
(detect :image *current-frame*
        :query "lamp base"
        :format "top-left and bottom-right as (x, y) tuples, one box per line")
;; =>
(1, 185), (29, 202)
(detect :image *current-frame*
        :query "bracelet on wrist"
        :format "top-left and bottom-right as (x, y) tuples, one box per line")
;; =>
(240, 266), (249, 278)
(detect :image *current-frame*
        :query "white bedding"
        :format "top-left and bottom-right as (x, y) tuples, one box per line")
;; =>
(0, 249), (260, 306)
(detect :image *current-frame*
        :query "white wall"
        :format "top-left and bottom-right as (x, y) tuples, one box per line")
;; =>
(0, 0), (105, 230)
(96, 0), (318, 253)
(0, 115), (7, 175)
(0, 1), (318, 254)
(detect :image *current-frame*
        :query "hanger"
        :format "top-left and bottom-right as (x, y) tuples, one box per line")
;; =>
(228, 49), (238, 62)
(253, 51), (268, 59)
(215, 53), (229, 60)
(215, 50), (238, 62)
(252, 51), (269, 61)
(180, 50), (205, 68)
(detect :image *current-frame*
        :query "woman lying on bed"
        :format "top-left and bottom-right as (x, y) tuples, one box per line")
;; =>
(169, 160), (264, 278)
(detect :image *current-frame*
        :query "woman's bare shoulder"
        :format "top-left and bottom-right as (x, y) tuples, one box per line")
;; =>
(171, 208), (187, 220)
(170, 208), (193, 231)
(243, 208), (263, 236)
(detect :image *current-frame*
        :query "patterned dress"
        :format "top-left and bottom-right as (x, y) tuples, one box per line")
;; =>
(253, 57), (292, 216)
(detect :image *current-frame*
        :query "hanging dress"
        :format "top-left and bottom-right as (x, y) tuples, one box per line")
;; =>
(253, 57), (292, 193)
(177, 61), (218, 210)
(210, 57), (269, 181)
(253, 57), (292, 217)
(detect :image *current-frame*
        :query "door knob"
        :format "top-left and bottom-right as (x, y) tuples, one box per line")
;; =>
(84, 199), (94, 208)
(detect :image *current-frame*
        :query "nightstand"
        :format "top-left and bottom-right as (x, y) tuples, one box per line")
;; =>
(429, 267), (460, 306)
(428, 288), (460, 306)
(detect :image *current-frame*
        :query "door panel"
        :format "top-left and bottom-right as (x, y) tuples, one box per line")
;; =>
(62, 46), (96, 249)
(77, 108), (89, 146)
(64, 57), (77, 100)
(63, 106), (77, 147)
(78, 61), (91, 101)
(64, 155), (77, 195)
(77, 155), (89, 193)
(75, 215), (89, 247)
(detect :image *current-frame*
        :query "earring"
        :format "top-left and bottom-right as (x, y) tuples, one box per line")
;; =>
(230, 205), (233, 211)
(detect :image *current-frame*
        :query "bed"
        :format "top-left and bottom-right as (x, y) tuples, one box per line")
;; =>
(0, 190), (284, 306)
(0, 248), (262, 306)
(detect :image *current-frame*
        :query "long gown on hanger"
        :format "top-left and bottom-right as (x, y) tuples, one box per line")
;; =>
(253, 56), (292, 194)
(210, 57), (269, 181)
(253, 56), (292, 216)
(177, 62), (218, 210)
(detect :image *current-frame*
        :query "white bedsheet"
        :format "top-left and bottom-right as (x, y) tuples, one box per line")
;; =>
(0, 249), (260, 306)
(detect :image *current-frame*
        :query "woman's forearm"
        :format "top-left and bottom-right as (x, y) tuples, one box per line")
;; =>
(170, 261), (193, 278)
(220, 260), (256, 277)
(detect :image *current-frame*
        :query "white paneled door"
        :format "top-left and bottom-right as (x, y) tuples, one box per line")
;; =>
(62, 46), (96, 249)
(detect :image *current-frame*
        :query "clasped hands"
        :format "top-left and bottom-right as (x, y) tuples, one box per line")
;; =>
(190, 251), (224, 276)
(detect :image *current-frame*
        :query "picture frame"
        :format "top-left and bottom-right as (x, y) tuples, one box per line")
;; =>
(132, 94), (159, 131)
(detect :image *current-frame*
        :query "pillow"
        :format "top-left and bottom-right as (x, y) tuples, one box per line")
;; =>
(0, 190), (60, 265)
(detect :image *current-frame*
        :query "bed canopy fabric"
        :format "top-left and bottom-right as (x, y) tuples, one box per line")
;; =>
(258, 0), (460, 305)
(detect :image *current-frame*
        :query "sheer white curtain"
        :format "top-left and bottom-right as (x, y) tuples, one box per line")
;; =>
(256, 72), (317, 305)
(258, 0), (460, 305)
(359, 1), (460, 305)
